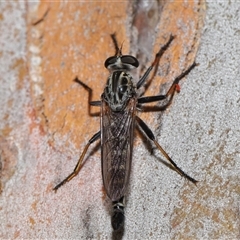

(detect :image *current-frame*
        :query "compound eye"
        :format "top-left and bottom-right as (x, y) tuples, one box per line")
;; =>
(121, 55), (139, 68)
(105, 55), (139, 70)
(104, 56), (118, 68)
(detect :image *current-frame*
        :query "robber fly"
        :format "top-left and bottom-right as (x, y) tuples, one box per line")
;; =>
(53, 34), (198, 231)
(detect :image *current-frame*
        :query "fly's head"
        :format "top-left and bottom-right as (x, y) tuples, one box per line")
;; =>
(104, 55), (139, 72)
(103, 55), (139, 111)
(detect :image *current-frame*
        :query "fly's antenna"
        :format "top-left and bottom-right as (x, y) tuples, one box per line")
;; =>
(119, 40), (124, 56)
(110, 33), (123, 56)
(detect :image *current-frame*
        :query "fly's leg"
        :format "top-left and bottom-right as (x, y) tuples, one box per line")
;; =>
(53, 131), (101, 191)
(137, 62), (198, 107)
(111, 196), (125, 231)
(136, 35), (175, 89)
(136, 116), (197, 184)
(74, 77), (101, 117)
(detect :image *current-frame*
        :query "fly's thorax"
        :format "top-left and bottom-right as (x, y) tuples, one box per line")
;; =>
(103, 71), (136, 111)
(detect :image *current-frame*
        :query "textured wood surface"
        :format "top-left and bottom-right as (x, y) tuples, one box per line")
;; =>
(2, 1), (239, 239)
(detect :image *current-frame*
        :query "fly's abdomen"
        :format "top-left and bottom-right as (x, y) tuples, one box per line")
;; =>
(101, 98), (136, 202)
(103, 136), (130, 201)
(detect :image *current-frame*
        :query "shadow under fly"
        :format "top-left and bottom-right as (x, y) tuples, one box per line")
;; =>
(53, 34), (198, 231)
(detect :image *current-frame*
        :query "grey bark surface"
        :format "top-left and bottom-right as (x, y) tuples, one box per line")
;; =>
(0, 1), (239, 239)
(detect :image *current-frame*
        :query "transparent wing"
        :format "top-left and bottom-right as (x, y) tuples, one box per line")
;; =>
(101, 98), (136, 202)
